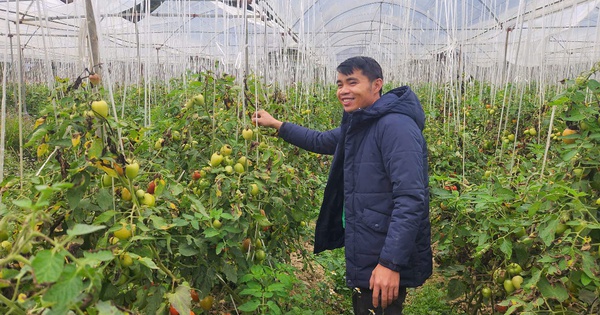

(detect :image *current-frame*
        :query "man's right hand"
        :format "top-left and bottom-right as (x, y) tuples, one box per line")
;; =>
(252, 110), (283, 130)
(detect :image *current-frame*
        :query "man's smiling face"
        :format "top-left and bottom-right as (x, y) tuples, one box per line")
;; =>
(336, 69), (382, 113)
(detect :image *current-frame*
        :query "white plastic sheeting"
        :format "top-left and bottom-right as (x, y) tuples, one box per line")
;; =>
(0, 0), (599, 84)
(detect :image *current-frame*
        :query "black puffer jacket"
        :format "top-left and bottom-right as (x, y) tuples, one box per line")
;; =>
(278, 86), (432, 288)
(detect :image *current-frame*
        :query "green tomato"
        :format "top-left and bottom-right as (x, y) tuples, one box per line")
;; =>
(154, 138), (164, 150)
(115, 273), (128, 286)
(233, 163), (245, 174)
(224, 156), (234, 166)
(556, 223), (568, 236)
(210, 152), (223, 167)
(250, 183), (259, 196)
(102, 174), (112, 187)
(242, 128), (254, 140)
(192, 94), (205, 106)
(255, 249), (266, 261)
(135, 189), (146, 199)
(529, 127), (537, 136)
(120, 253), (134, 267)
(220, 144), (233, 156)
(212, 219), (222, 229)
(91, 100), (109, 118)
(1, 240), (12, 252)
(142, 193), (156, 207)
(0, 230), (9, 242)
(125, 161), (140, 179)
(237, 156), (248, 167)
(573, 221), (588, 233)
(493, 268), (507, 284)
(20, 242), (32, 254)
(481, 287), (492, 298)
(507, 263), (522, 276)
(511, 275), (523, 289)
(114, 223), (133, 240)
(503, 279), (515, 293)
(515, 227), (526, 238)
(171, 130), (181, 141)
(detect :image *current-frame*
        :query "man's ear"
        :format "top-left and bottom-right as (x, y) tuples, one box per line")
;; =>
(373, 78), (383, 94)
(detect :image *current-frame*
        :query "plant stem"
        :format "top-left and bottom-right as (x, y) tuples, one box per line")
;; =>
(0, 293), (26, 315)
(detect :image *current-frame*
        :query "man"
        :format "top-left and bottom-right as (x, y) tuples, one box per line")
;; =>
(253, 56), (431, 314)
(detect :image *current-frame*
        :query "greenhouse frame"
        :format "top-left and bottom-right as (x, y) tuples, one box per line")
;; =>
(0, 0), (599, 85)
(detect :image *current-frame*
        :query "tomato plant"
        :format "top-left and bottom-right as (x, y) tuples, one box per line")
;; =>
(0, 72), (329, 314)
(426, 64), (600, 314)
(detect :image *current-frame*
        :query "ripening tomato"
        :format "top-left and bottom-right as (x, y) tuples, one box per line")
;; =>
(199, 295), (214, 311)
(190, 289), (199, 302)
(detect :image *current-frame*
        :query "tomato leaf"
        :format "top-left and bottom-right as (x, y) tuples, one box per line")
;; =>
(67, 224), (106, 236)
(67, 172), (90, 210)
(178, 243), (199, 257)
(580, 273), (592, 286)
(93, 210), (117, 225)
(561, 150), (578, 162)
(539, 219), (558, 247)
(32, 250), (65, 283)
(25, 127), (48, 147)
(238, 300), (260, 312)
(203, 228), (220, 238)
(446, 278), (466, 300)
(222, 262), (237, 283)
(149, 215), (171, 230)
(499, 239), (513, 259)
(268, 300), (282, 313)
(12, 199), (33, 209)
(87, 137), (104, 160)
(42, 265), (84, 312)
(95, 300), (124, 314)
(137, 257), (159, 270)
(96, 188), (113, 210)
(581, 252), (599, 280)
(188, 195), (209, 218)
(167, 284), (191, 315)
(537, 277), (568, 302)
(81, 250), (115, 267)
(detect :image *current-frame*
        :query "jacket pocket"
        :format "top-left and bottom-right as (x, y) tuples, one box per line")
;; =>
(361, 208), (391, 233)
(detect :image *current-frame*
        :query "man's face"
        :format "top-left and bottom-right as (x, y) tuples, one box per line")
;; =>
(336, 69), (382, 113)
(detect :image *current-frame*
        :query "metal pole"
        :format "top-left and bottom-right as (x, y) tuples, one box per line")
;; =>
(14, 0), (26, 189)
(243, 0), (248, 111)
(0, 33), (9, 185)
(85, 0), (100, 71)
(502, 27), (512, 85)
(264, 4), (267, 87)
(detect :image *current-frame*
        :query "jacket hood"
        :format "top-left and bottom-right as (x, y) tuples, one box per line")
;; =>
(346, 86), (425, 130)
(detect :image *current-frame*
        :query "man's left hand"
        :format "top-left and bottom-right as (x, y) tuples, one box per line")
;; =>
(369, 264), (400, 309)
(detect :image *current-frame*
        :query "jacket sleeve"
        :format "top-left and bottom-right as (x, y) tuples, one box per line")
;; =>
(377, 115), (427, 270)
(278, 122), (341, 155)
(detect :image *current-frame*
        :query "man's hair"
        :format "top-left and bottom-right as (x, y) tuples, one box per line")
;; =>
(336, 56), (383, 94)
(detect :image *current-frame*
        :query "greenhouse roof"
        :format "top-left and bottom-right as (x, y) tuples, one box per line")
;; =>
(0, 0), (599, 81)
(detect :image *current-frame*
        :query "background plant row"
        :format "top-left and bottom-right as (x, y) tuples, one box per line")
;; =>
(0, 68), (599, 314)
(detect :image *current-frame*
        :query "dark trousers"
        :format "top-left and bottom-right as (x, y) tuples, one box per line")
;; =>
(352, 287), (407, 315)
